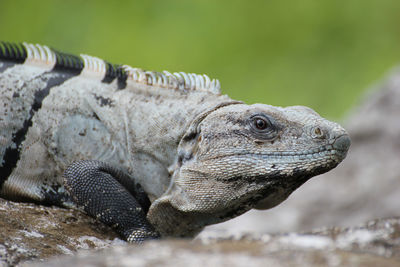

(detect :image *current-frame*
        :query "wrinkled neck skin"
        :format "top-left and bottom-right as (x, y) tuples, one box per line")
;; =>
(147, 103), (350, 238)
(148, 100), (245, 237)
(147, 102), (243, 237)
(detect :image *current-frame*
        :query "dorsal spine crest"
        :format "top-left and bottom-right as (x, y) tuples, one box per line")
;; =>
(0, 41), (222, 94)
(23, 42), (56, 70)
(123, 65), (221, 94)
(0, 42), (26, 62)
(80, 54), (107, 79)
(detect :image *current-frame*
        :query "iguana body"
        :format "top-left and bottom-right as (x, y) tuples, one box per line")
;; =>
(0, 42), (350, 242)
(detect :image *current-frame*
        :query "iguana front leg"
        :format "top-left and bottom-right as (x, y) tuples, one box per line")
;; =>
(63, 160), (160, 242)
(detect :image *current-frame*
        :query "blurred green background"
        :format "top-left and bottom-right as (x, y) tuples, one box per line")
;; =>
(1, 0), (400, 119)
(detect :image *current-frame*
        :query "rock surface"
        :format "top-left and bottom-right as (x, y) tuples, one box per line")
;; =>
(0, 199), (121, 266)
(1, 69), (400, 266)
(25, 217), (400, 267)
(206, 67), (400, 234)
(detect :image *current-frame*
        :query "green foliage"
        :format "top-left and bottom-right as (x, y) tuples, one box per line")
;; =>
(1, 0), (400, 118)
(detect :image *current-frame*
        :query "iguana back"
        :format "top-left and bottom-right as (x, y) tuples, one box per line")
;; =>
(0, 42), (234, 204)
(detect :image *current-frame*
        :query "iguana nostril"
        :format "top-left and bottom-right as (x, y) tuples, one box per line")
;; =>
(311, 126), (324, 138)
(332, 134), (351, 152)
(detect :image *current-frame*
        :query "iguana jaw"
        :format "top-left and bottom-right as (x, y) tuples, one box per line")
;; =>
(147, 146), (348, 238)
(148, 103), (350, 237)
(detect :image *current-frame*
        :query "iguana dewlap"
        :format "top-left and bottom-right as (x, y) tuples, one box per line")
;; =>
(0, 42), (350, 242)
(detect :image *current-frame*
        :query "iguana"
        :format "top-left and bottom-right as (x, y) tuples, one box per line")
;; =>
(0, 42), (350, 242)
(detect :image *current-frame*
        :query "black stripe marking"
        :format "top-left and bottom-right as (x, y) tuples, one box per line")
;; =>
(53, 49), (84, 75)
(0, 70), (82, 189)
(102, 62), (117, 83)
(0, 42), (27, 63)
(0, 42), (27, 72)
(1, 42), (126, 188)
(117, 66), (127, 89)
(102, 62), (128, 89)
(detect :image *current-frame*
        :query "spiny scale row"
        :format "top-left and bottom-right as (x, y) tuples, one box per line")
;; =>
(21, 43), (222, 94)
(23, 42), (56, 65)
(123, 66), (221, 94)
(0, 42), (222, 94)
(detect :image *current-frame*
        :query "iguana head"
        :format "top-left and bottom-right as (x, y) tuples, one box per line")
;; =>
(148, 103), (350, 237)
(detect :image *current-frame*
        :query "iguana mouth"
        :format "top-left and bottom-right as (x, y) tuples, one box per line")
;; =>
(203, 134), (350, 162)
(204, 146), (348, 162)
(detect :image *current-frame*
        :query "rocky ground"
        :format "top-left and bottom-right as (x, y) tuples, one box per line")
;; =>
(1, 199), (399, 266)
(1, 68), (400, 266)
(23, 217), (400, 267)
(0, 199), (122, 266)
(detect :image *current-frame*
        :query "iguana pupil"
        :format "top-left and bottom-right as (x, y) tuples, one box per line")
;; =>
(255, 118), (268, 130)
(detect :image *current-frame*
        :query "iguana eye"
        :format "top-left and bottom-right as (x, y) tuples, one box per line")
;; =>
(249, 114), (277, 141)
(254, 118), (268, 130)
(251, 115), (272, 132)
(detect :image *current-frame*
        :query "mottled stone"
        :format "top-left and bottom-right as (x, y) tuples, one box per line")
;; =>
(24, 217), (400, 267)
(0, 198), (122, 266)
